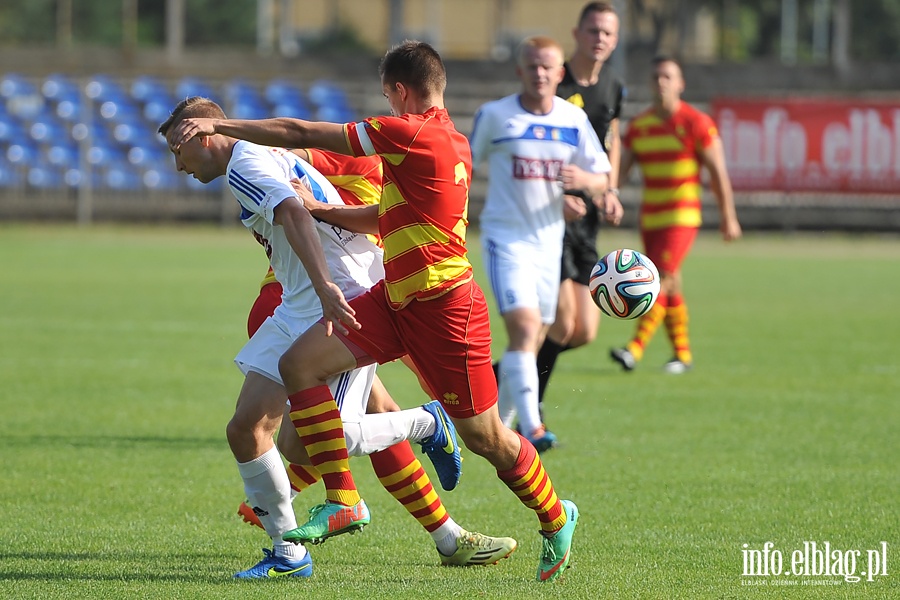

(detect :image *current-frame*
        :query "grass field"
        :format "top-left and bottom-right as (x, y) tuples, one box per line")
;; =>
(1, 223), (898, 599)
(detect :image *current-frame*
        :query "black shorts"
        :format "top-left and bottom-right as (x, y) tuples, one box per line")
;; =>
(560, 204), (601, 286)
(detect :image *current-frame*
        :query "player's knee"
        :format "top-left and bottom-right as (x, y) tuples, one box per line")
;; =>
(277, 350), (317, 389)
(554, 318), (577, 344)
(225, 416), (260, 453)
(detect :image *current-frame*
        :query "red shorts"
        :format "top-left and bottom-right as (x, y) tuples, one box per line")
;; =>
(247, 282), (283, 338)
(339, 278), (498, 419)
(641, 226), (698, 274)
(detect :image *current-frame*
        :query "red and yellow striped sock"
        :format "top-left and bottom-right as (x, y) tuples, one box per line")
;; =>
(288, 385), (359, 507)
(287, 463), (321, 494)
(370, 441), (449, 533)
(627, 294), (668, 360)
(664, 294), (692, 364)
(497, 433), (566, 535)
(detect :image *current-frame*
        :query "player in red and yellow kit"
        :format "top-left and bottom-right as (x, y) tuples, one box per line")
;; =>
(240, 148), (515, 566)
(611, 55), (741, 374)
(171, 41), (578, 583)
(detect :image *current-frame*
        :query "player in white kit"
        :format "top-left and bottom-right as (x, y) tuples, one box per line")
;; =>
(158, 96), (463, 579)
(470, 36), (611, 451)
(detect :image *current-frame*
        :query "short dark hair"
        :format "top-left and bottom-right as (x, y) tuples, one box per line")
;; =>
(577, 2), (616, 27)
(652, 54), (683, 71)
(379, 40), (447, 96)
(157, 96), (226, 137)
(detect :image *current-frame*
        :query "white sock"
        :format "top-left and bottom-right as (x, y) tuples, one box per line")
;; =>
(432, 517), (464, 556)
(236, 446), (305, 560)
(496, 352), (519, 427)
(273, 539), (305, 560)
(342, 407), (435, 456)
(499, 351), (542, 435)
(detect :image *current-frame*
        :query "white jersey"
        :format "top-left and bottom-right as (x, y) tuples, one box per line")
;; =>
(470, 94), (610, 246)
(226, 140), (384, 322)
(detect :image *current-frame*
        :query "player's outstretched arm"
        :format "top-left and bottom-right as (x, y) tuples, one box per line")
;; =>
(289, 179), (380, 234)
(274, 198), (361, 336)
(171, 117), (351, 156)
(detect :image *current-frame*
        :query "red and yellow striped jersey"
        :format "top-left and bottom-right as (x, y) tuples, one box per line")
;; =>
(345, 108), (474, 309)
(259, 150), (384, 289)
(623, 102), (718, 231)
(305, 149), (383, 208)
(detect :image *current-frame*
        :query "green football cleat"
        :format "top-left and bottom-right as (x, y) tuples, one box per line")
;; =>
(440, 530), (518, 566)
(537, 500), (579, 582)
(283, 499), (370, 545)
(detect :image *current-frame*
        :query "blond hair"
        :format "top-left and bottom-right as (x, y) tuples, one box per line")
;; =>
(516, 36), (564, 66)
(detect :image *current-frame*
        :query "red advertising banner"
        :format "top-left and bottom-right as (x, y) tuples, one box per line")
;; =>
(710, 98), (900, 193)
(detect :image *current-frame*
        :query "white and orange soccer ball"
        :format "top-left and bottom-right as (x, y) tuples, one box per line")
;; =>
(589, 249), (660, 320)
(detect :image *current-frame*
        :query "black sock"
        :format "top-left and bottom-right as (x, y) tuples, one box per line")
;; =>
(536, 337), (568, 407)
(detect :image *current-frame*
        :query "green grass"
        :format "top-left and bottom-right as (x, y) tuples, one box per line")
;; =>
(1, 224), (898, 599)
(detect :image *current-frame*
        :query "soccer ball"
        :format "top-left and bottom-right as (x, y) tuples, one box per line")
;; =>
(589, 249), (660, 320)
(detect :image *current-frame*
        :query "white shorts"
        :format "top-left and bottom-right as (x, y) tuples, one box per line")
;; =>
(234, 313), (374, 421)
(482, 236), (561, 323)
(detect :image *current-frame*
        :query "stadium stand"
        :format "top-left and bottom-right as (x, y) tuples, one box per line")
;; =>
(0, 72), (358, 197)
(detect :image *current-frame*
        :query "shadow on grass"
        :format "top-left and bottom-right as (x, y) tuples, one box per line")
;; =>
(0, 571), (226, 584)
(0, 434), (226, 451)
(0, 551), (233, 584)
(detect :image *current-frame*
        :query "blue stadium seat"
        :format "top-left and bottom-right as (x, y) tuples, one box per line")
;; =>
(55, 98), (83, 122)
(144, 93), (176, 125)
(265, 78), (304, 105)
(127, 145), (168, 169)
(316, 105), (355, 123)
(28, 164), (64, 190)
(142, 166), (180, 191)
(62, 167), (103, 189)
(0, 73), (35, 99)
(131, 75), (168, 104)
(105, 161), (142, 190)
(113, 120), (157, 146)
(0, 118), (26, 143)
(6, 141), (40, 165)
(71, 122), (114, 146)
(308, 80), (350, 107)
(224, 78), (259, 103)
(46, 141), (79, 169)
(84, 74), (129, 103)
(231, 101), (269, 120)
(86, 142), (125, 167)
(271, 102), (311, 119)
(42, 74), (80, 102)
(176, 77), (218, 102)
(28, 113), (68, 143)
(176, 167), (223, 193)
(3, 75), (44, 121)
(98, 98), (142, 123)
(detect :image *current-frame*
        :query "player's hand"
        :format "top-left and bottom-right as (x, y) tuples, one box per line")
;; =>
(599, 190), (624, 226)
(315, 281), (361, 336)
(289, 178), (325, 212)
(721, 217), (743, 242)
(562, 194), (587, 222)
(170, 118), (219, 149)
(558, 164), (587, 191)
